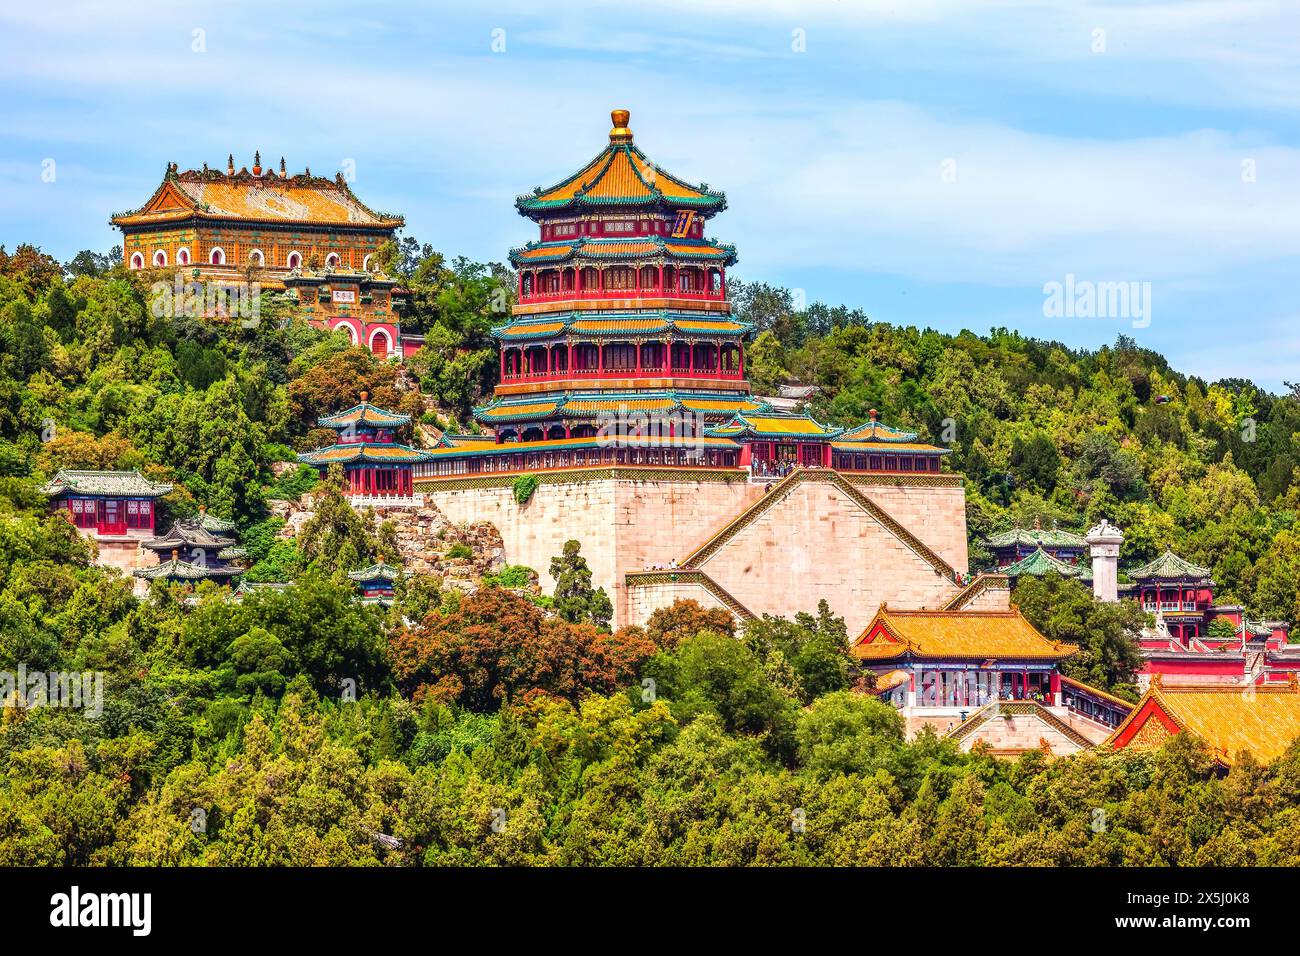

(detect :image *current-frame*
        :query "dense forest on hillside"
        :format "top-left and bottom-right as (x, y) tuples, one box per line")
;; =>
(1, 240), (1299, 865)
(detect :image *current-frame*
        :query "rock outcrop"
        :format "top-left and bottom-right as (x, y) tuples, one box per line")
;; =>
(273, 494), (505, 591)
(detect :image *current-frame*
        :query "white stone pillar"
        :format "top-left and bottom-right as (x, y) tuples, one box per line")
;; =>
(1086, 519), (1124, 603)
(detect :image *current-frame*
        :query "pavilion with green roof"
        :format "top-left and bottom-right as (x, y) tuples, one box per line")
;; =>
(299, 391), (430, 499)
(43, 469), (173, 540)
(416, 110), (950, 485)
(1001, 547), (1087, 579)
(349, 560), (403, 606)
(984, 520), (1088, 568)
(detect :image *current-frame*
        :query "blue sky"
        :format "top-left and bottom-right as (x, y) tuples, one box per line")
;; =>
(1, 0), (1297, 388)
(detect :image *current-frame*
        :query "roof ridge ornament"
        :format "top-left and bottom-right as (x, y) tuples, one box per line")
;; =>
(609, 108), (633, 142)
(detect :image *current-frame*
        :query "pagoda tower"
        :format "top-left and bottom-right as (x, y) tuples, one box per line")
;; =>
(416, 109), (950, 481)
(473, 108), (760, 448)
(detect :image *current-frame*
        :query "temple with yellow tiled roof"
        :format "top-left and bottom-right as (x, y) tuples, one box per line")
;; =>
(113, 154), (422, 359)
(853, 605), (1133, 755)
(1107, 679), (1300, 766)
(417, 109), (949, 482)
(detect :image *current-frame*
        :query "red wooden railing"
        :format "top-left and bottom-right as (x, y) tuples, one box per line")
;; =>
(499, 368), (744, 384)
(517, 287), (726, 305)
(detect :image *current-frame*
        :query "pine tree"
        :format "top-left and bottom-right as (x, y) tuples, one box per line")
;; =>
(549, 540), (612, 629)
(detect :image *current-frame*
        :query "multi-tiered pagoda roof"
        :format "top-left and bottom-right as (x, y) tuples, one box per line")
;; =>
(514, 111), (726, 217)
(416, 110), (951, 483)
(299, 393), (427, 500)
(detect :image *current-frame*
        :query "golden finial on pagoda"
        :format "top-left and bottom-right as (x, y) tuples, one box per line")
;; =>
(280, 156), (286, 178)
(253, 150), (262, 175)
(609, 108), (633, 142)
(227, 153), (234, 175)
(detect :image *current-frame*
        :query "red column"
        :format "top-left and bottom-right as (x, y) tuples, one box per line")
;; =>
(688, 342), (695, 375)
(663, 341), (671, 375)
(635, 342), (642, 374)
(567, 341), (574, 375)
(598, 342), (605, 375)
(657, 265), (664, 295)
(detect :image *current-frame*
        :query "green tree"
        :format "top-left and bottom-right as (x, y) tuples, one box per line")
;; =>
(550, 540), (612, 629)
(1012, 574), (1146, 697)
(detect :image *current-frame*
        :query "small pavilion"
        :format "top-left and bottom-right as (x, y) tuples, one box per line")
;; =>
(299, 392), (431, 501)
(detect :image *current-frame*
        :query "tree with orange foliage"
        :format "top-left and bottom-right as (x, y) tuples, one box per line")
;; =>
(286, 348), (419, 437)
(643, 598), (735, 649)
(37, 430), (141, 472)
(0, 244), (64, 296)
(388, 587), (657, 711)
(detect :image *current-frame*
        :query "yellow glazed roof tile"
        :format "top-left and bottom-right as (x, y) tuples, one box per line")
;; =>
(851, 608), (1078, 661)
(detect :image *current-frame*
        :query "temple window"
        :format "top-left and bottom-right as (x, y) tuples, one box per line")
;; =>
(326, 252), (340, 268)
(287, 251), (302, 269)
(250, 249), (264, 267)
(130, 252), (144, 269)
(605, 266), (635, 290)
(177, 247), (190, 265)
(210, 248), (226, 265)
(125, 499), (151, 529)
(362, 253), (372, 271)
(153, 250), (167, 267)
(70, 498), (96, 529)
(605, 220), (635, 234)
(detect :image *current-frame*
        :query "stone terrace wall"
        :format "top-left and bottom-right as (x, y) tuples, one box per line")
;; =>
(950, 712), (1089, 757)
(847, 477), (969, 574)
(691, 479), (960, 636)
(626, 580), (730, 625)
(421, 472), (761, 628)
(422, 470), (968, 633)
